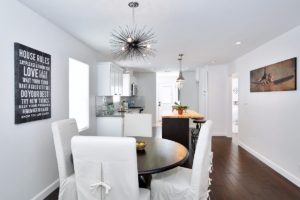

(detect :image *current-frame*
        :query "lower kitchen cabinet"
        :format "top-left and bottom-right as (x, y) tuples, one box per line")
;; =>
(96, 117), (123, 137)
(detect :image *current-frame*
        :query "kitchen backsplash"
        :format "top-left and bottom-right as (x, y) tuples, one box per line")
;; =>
(96, 96), (145, 116)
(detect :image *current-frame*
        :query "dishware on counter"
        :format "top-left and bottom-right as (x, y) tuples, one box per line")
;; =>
(107, 103), (114, 114)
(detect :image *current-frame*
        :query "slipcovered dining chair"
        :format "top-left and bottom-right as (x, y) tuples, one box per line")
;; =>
(150, 120), (213, 200)
(124, 113), (152, 137)
(71, 136), (150, 200)
(52, 119), (79, 200)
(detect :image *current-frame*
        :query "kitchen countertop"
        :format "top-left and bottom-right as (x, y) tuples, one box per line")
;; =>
(97, 111), (126, 117)
(162, 110), (205, 119)
(96, 107), (143, 117)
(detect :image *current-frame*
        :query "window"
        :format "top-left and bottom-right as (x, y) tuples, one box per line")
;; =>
(69, 58), (89, 131)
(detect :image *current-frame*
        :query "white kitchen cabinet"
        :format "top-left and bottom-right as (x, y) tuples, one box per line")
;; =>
(110, 66), (115, 95)
(117, 70), (123, 95)
(122, 73), (131, 96)
(96, 62), (123, 96)
(122, 73), (136, 96)
(97, 117), (123, 137)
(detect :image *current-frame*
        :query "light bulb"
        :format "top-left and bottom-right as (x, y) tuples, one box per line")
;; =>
(127, 37), (133, 43)
(121, 46), (125, 51)
(146, 44), (151, 49)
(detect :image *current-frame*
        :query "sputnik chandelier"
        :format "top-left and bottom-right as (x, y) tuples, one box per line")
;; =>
(110, 1), (156, 60)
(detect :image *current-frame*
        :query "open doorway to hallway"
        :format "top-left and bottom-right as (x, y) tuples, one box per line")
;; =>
(232, 76), (239, 143)
(156, 72), (178, 126)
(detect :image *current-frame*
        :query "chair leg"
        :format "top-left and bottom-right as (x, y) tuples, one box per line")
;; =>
(191, 128), (200, 151)
(139, 175), (152, 189)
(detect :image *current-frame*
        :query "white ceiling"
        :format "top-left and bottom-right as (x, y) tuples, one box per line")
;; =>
(18, 0), (300, 71)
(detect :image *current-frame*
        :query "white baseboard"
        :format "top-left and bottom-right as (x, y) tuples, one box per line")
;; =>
(238, 141), (300, 188)
(31, 179), (59, 200)
(212, 131), (227, 136)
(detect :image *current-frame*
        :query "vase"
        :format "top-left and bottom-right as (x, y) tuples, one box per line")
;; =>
(177, 109), (183, 115)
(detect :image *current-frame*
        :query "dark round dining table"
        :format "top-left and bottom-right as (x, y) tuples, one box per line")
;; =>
(135, 137), (189, 176)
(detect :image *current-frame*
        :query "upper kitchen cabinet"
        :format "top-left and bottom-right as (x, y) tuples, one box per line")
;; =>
(96, 62), (123, 96)
(122, 72), (137, 96)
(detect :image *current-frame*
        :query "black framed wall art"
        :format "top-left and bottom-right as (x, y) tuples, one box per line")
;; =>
(14, 43), (51, 124)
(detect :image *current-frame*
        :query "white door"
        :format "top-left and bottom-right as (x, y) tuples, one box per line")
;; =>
(198, 67), (208, 117)
(156, 72), (178, 124)
(158, 84), (177, 122)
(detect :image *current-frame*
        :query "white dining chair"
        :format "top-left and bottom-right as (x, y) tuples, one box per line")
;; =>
(71, 136), (150, 200)
(51, 118), (78, 200)
(150, 120), (213, 200)
(124, 113), (152, 137)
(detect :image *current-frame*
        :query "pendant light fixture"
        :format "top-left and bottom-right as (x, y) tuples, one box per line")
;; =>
(176, 54), (185, 89)
(110, 1), (156, 60)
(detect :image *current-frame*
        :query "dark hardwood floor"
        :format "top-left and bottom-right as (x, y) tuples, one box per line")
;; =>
(45, 136), (300, 200)
(210, 137), (300, 200)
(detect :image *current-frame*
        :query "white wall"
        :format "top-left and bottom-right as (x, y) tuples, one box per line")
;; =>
(206, 65), (230, 136)
(181, 71), (198, 111)
(134, 72), (156, 125)
(0, 1), (103, 199)
(233, 26), (300, 186)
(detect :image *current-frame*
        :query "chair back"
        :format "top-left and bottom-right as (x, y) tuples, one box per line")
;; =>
(71, 136), (140, 200)
(52, 118), (79, 182)
(191, 120), (213, 199)
(124, 113), (152, 137)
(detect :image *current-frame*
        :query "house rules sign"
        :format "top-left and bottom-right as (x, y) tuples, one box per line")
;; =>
(14, 43), (51, 124)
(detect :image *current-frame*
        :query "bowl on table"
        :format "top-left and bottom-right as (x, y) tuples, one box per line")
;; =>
(136, 140), (146, 151)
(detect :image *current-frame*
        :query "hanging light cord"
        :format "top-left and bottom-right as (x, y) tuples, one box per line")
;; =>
(129, 1), (139, 25)
(132, 6), (135, 25)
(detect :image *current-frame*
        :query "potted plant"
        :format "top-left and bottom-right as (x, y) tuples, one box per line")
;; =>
(173, 102), (188, 115)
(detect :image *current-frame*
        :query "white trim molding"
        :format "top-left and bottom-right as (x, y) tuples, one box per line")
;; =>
(239, 141), (300, 188)
(212, 131), (228, 137)
(31, 179), (59, 200)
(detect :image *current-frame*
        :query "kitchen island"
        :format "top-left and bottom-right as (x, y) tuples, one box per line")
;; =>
(162, 110), (205, 150)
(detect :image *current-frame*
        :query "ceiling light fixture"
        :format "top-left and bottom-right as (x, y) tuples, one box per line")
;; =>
(235, 41), (242, 45)
(176, 54), (185, 89)
(110, 1), (156, 60)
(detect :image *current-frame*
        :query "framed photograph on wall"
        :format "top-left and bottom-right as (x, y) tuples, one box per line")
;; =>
(250, 57), (297, 92)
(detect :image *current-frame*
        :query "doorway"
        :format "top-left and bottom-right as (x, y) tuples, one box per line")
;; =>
(156, 72), (178, 125)
(232, 77), (239, 134)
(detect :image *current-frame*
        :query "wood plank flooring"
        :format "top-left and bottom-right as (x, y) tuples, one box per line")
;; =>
(210, 137), (300, 200)
(45, 136), (300, 200)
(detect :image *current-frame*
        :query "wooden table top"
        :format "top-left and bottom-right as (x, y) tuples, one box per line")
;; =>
(136, 137), (189, 175)
(162, 110), (205, 119)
